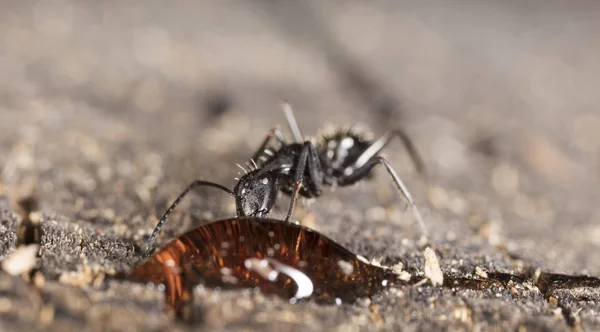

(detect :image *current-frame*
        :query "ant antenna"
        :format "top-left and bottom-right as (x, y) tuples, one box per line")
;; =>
(144, 180), (235, 255)
(281, 102), (304, 143)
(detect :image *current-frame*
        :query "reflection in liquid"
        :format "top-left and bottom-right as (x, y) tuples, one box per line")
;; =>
(245, 258), (314, 299)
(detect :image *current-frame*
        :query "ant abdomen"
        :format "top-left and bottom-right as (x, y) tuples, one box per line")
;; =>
(318, 129), (373, 178)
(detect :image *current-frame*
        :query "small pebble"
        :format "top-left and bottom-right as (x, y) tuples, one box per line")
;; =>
(391, 262), (404, 274)
(475, 266), (488, 279)
(1, 244), (38, 276)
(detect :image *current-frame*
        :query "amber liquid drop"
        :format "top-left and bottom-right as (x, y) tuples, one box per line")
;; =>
(129, 217), (396, 314)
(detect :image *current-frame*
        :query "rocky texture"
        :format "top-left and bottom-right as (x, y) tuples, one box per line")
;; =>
(0, 1), (599, 331)
(0, 211), (18, 260)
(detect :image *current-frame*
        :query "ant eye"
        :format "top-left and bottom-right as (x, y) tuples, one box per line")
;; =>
(261, 177), (269, 185)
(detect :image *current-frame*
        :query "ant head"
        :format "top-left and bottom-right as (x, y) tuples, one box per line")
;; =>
(234, 170), (279, 218)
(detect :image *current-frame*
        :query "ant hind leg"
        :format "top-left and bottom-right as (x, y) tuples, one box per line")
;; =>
(354, 127), (427, 177)
(338, 156), (428, 237)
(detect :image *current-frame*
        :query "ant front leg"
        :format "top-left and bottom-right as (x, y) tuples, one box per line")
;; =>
(306, 142), (324, 197)
(339, 156), (428, 237)
(251, 127), (287, 164)
(285, 142), (323, 222)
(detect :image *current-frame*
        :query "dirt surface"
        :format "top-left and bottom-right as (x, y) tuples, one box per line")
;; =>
(1, 1), (600, 331)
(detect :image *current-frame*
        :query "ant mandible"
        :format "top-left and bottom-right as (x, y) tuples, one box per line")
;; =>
(144, 104), (427, 255)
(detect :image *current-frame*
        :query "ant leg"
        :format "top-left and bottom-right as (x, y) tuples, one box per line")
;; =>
(286, 183), (303, 222)
(251, 127), (287, 164)
(144, 180), (234, 255)
(354, 127), (426, 176)
(305, 142), (324, 196)
(339, 156), (428, 237)
(281, 102), (304, 143)
(284, 142), (311, 222)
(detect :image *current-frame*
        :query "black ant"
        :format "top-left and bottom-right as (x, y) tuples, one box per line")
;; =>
(144, 104), (427, 255)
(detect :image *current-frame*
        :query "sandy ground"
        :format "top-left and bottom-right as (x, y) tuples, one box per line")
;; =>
(1, 1), (600, 331)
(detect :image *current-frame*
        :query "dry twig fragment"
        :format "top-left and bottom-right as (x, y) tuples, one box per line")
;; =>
(423, 247), (443, 286)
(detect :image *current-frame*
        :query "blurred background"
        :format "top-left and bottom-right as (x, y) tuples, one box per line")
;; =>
(1, 1), (600, 326)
